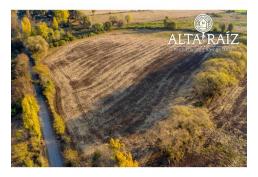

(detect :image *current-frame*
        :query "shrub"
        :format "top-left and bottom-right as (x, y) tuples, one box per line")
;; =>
(158, 106), (214, 165)
(117, 20), (124, 28)
(109, 138), (138, 167)
(109, 16), (118, 25)
(12, 142), (34, 167)
(166, 21), (177, 30)
(227, 23), (234, 32)
(219, 23), (226, 33)
(193, 44), (246, 102)
(58, 40), (66, 46)
(25, 35), (49, 56)
(63, 148), (80, 166)
(103, 21), (112, 31)
(125, 14), (132, 24)
(92, 150), (102, 167)
(92, 23), (104, 33)
(53, 112), (65, 136)
(80, 16), (91, 29)
(163, 17), (176, 30)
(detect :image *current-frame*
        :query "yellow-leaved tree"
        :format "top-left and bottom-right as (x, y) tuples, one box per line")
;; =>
(109, 138), (138, 167)
(52, 17), (59, 30)
(22, 94), (41, 139)
(21, 16), (31, 37)
(53, 10), (70, 24)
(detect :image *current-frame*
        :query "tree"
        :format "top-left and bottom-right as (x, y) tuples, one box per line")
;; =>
(163, 17), (177, 30)
(25, 35), (49, 55)
(53, 10), (70, 25)
(109, 138), (138, 167)
(125, 14), (132, 24)
(81, 16), (91, 29)
(227, 23), (234, 32)
(52, 17), (59, 30)
(91, 10), (96, 16)
(53, 112), (65, 136)
(219, 23), (226, 33)
(64, 148), (80, 166)
(11, 10), (20, 39)
(22, 95), (41, 139)
(36, 22), (49, 40)
(103, 21), (112, 31)
(109, 16), (118, 25)
(21, 16), (31, 37)
(92, 23), (104, 33)
(117, 20), (124, 28)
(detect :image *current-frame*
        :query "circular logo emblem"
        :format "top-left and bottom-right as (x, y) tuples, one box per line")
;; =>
(194, 14), (213, 33)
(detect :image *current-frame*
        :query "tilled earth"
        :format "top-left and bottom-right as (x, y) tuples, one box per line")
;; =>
(45, 31), (232, 163)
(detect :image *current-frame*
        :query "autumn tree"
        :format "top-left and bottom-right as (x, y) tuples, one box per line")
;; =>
(22, 95), (41, 139)
(53, 10), (70, 25)
(109, 138), (138, 167)
(36, 22), (49, 40)
(125, 14), (132, 24)
(52, 17), (59, 30)
(21, 16), (31, 37)
(11, 10), (20, 39)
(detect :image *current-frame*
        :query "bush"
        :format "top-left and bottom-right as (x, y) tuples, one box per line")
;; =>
(219, 23), (226, 33)
(63, 148), (80, 166)
(12, 142), (34, 167)
(109, 16), (118, 25)
(227, 23), (234, 32)
(158, 106), (214, 165)
(58, 40), (66, 46)
(92, 23), (104, 33)
(103, 21), (112, 31)
(25, 35), (48, 56)
(80, 16), (91, 29)
(109, 138), (138, 167)
(163, 17), (176, 30)
(166, 21), (177, 30)
(193, 44), (246, 102)
(117, 20), (124, 28)
(125, 14), (132, 24)
(53, 112), (65, 136)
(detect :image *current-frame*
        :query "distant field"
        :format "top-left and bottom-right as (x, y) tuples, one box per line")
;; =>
(80, 10), (222, 24)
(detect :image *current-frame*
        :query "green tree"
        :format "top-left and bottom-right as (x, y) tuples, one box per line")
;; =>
(227, 23), (234, 32)
(103, 21), (112, 31)
(220, 23), (226, 33)
(52, 17), (59, 30)
(21, 16), (31, 37)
